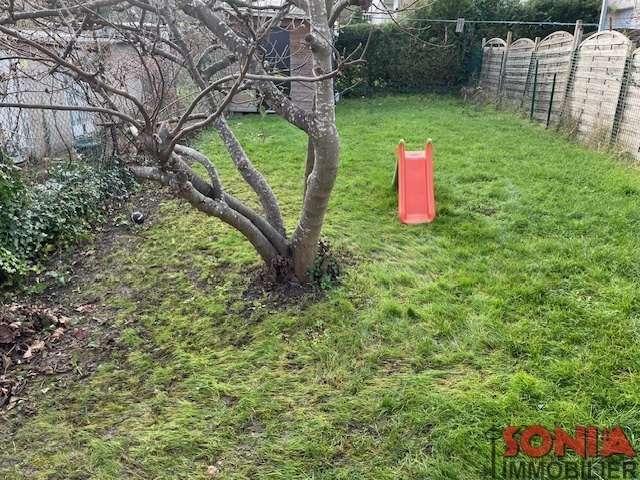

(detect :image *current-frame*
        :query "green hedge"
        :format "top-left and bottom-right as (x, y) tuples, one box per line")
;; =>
(336, 24), (472, 96)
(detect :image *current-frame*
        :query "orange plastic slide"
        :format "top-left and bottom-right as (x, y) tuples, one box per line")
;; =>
(394, 140), (436, 224)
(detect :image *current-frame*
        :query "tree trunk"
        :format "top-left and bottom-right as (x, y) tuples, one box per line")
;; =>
(303, 137), (315, 200)
(0, 0), (352, 288)
(291, 5), (340, 282)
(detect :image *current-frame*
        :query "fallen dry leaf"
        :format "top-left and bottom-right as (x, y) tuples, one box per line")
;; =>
(0, 324), (16, 344)
(73, 328), (88, 341)
(23, 340), (45, 359)
(50, 327), (65, 341)
(1, 302), (73, 411)
(74, 304), (95, 314)
(2, 354), (12, 371)
(6, 395), (19, 410)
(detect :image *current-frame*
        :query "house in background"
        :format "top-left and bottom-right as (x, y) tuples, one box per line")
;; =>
(366, 0), (399, 24)
(600, 0), (640, 31)
(209, 1), (314, 113)
(0, 31), (175, 162)
(365, 0), (411, 24)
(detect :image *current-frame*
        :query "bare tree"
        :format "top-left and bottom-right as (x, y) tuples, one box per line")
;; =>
(0, 0), (371, 283)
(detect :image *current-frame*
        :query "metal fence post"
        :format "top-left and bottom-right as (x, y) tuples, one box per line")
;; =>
(521, 37), (540, 112)
(546, 73), (558, 128)
(497, 51), (505, 97)
(611, 53), (633, 145)
(530, 59), (539, 121)
(557, 20), (584, 124)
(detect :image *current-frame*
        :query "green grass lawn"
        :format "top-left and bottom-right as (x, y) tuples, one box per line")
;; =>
(4, 95), (640, 479)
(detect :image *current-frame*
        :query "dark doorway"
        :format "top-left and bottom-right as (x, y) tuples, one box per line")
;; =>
(262, 27), (291, 95)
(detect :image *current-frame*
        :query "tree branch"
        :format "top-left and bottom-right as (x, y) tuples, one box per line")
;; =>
(0, 0), (126, 25)
(0, 102), (141, 128)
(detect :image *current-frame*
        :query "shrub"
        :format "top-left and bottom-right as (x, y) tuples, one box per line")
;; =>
(335, 23), (469, 96)
(0, 155), (137, 283)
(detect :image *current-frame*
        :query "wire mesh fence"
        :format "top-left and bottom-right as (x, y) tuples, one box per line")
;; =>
(616, 50), (640, 157)
(525, 31), (575, 126)
(564, 31), (632, 142)
(0, 39), (182, 166)
(480, 27), (640, 160)
(0, 56), (103, 164)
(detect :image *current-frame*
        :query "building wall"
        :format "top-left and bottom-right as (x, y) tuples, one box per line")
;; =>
(288, 20), (314, 112)
(601, 0), (640, 30)
(0, 42), (174, 162)
(365, 0), (414, 24)
(0, 54), (76, 161)
(213, 19), (314, 113)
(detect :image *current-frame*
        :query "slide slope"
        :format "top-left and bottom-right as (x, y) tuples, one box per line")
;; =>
(396, 141), (436, 224)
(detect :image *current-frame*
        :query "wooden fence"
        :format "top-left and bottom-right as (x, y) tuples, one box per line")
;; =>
(502, 38), (535, 106)
(617, 49), (640, 155)
(480, 38), (507, 97)
(479, 25), (640, 159)
(525, 31), (575, 125)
